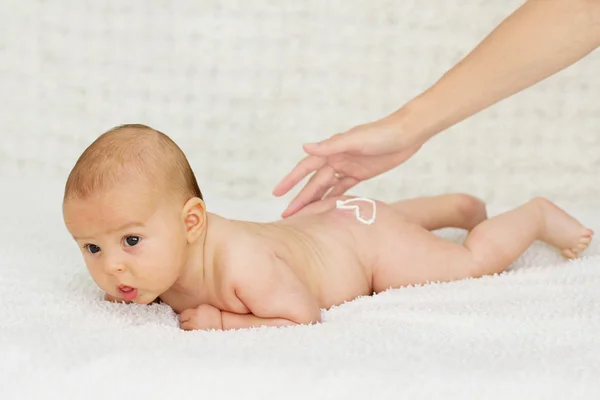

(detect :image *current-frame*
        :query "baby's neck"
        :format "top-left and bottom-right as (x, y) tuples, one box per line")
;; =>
(164, 213), (236, 304)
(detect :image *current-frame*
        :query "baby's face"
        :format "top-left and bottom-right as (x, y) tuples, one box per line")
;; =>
(63, 183), (189, 304)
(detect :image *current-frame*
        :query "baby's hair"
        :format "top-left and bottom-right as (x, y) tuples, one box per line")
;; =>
(63, 124), (202, 203)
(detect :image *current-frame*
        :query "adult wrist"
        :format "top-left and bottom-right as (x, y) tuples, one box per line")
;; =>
(388, 89), (448, 146)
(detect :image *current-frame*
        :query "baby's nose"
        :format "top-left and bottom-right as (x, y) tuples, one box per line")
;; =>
(103, 258), (127, 274)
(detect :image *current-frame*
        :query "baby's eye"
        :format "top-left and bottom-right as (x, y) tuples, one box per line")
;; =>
(124, 236), (141, 247)
(85, 244), (101, 254)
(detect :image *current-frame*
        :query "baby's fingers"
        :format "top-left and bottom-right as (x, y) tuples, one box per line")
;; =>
(179, 311), (205, 331)
(179, 308), (199, 330)
(180, 320), (200, 331)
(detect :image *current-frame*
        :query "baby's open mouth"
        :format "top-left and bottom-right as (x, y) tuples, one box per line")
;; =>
(117, 285), (138, 301)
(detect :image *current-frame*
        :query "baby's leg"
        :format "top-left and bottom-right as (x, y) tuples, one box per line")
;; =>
(373, 197), (593, 292)
(463, 197), (592, 264)
(289, 193), (486, 231)
(390, 193), (487, 231)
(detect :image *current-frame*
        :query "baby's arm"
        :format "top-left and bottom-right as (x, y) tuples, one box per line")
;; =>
(179, 248), (322, 331)
(179, 304), (308, 331)
(224, 251), (322, 329)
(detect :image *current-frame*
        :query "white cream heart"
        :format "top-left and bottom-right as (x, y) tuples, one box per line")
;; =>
(335, 198), (377, 225)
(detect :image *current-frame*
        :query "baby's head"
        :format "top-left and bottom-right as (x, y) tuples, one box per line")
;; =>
(62, 124), (206, 304)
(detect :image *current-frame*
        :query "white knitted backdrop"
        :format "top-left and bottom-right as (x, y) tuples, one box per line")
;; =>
(1, 0), (598, 208)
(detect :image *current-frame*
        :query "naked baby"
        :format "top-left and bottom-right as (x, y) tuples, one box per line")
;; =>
(62, 124), (594, 331)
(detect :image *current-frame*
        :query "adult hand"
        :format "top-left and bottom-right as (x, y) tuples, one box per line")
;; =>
(273, 113), (427, 218)
(274, 0), (600, 218)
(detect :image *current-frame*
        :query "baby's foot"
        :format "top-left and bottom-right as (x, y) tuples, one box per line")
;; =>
(533, 197), (594, 259)
(561, 235), (593, 259)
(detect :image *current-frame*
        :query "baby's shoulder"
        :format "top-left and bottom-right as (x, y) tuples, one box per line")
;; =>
(213, 230), (277, 274)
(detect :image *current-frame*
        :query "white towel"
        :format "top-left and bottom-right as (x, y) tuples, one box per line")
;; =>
(1, 177), (599, 400)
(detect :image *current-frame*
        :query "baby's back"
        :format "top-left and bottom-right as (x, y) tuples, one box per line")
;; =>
(248, 198), (388, 309)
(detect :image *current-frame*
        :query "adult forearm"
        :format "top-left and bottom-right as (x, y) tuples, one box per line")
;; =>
(399, 0), (600, 141)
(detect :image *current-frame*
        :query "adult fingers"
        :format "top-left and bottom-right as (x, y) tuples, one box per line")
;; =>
(302, 130), (363, 157)
(281, 166), (337, 218)
(272, 155), (326, 197)
(323, 176), (360, 199)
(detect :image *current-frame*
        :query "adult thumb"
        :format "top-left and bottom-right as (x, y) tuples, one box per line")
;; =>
(303, 132), (359, 156)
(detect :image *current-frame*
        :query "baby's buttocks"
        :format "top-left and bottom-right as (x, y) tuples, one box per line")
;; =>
(324, 197), (388, 271)
(326, 196), (407, 270)
(287, 194), (395, 270)
(283, 195), (412, 308)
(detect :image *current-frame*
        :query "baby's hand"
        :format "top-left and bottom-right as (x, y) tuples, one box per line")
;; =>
(179, 304), (223, 331)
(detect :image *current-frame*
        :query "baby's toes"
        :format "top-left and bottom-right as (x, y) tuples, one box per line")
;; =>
(576, 243), (588, 252)
(562, 248), (578, 259)
(575, 235), (592, 251)
(579, 229), (594, 243)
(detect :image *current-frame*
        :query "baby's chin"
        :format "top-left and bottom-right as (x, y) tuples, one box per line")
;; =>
(133, 293), (160, 305)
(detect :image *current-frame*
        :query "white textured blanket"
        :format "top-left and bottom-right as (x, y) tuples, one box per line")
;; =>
(1, 178), (599, 399)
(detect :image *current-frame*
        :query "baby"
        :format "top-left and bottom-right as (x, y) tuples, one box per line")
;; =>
(62, 124), (594, 331)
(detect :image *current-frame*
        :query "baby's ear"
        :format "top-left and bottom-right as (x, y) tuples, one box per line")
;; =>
(181, 197), (206, 243)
